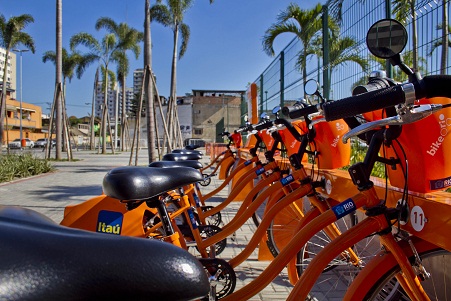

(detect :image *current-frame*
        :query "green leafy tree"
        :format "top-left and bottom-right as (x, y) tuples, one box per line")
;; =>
(0, 14), (35, 147)
(262, 3), (323, 97)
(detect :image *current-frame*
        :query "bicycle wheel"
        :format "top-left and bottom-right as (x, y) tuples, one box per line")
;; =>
(266, 195), (307, 257)
(363, 248), (451, 300)
(295, 210), (382, 300)
(200, 206), (222, 227)
(199, 174), (211, 187)
(199, 258), (236, 300)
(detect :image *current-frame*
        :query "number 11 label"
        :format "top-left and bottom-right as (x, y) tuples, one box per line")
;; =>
(410, 206), (426, 232)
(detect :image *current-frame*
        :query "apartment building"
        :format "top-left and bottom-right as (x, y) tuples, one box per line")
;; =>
(94, 84), (134, 121)
(0, 48), (17, 93)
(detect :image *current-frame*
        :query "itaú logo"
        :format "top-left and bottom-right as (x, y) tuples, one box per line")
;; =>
(426, 114), (451, 156)
(97, 210), (123, 235)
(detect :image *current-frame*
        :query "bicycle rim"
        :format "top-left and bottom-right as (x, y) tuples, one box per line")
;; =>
(266, 197), (305, 257)
(294, 204), (382, 300)
(365, 249), (451, 300)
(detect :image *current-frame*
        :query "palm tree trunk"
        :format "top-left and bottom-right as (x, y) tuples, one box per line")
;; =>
(0, 52), (9, 147)
(441, 0), (448, 74)
(144, 0), (156, 162)
(102, 68), (108, 154)
(56, 0), (63, 160)
(121, 75), (126, 151)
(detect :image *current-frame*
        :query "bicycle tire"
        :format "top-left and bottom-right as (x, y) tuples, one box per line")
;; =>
(199, 258), (236, 300)
(266, 196), (307, 257)
(294, 210), (382, 300)
(199, 174), (212, 187)
(200, 206), (222, 227)
(363, 248), (451, 300)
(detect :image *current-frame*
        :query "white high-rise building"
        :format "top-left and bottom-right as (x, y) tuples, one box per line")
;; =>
(0, 48), (17, 95)
(94, 83), (134, 120)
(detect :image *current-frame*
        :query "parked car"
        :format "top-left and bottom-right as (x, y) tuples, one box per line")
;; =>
(34, 138), (55, 148)
(8, 138), (34, 149)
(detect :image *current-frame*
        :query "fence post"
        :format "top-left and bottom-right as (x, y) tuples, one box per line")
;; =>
(385, 0), (393, 78)
(259, 75), (264, 114)
(322, 5), (330, 100)
(280, 51), (285, 108)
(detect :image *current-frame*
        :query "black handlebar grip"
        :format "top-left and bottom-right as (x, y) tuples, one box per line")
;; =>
(255, 120), (274, 131)
(421, 75), (451, 99)
(323, 85), (407, 121)
(282, 104), (319, 119)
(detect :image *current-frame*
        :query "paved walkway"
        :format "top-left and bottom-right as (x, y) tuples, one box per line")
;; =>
(0, 149), (292, 300)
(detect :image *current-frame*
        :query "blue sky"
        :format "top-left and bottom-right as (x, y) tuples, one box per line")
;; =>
(1, 0), (324, 117)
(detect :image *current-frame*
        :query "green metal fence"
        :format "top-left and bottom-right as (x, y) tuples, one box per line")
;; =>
(252, 0), (450, 114)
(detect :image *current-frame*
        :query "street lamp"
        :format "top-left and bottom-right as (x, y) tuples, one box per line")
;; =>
(13, 49), (30, 147)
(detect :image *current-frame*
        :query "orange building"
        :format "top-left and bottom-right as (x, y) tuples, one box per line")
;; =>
(3, 93), (45, 145)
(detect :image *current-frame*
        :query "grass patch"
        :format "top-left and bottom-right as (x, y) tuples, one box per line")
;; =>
(0, 153), (55, 183)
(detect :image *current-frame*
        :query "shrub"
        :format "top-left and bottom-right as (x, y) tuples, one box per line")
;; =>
(0, 154), (54, 183)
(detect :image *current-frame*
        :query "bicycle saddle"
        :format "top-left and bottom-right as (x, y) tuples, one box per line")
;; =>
(163, 153), (202, 161)
(172, 149), (204, 156)
(185, 144), (201, 150)
(103, 166), (203, 201)
(149, 160), (203, 170)
(0, 206), (209, 301)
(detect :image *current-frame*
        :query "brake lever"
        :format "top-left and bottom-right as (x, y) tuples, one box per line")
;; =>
(308, 117), (326, 129)
(342, 104), (443, 143)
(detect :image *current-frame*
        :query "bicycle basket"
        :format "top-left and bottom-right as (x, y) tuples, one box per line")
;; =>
(382, 97), (451, 193)
(290, 119), (351, 169)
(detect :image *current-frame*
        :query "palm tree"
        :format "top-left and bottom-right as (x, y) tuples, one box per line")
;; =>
(144, 0), (156, 162)
(70, 19), (134, 154)
(150, 0), (193, 150)
(392, 0), (419, 71)
(95, 17), (144, 151)
(262, 3), (323, 96)
(0, 14), (35, 148)
(42, 48), (93, 93)
(56, 0), (62, 159)
(43, 48), (93, 156)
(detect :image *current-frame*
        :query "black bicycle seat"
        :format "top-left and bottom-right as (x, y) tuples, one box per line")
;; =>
(163, 153), (202, 161)
(172, 149), (204, 156)
(103, 166), (203, 201)
(0, 206), (209, 301)
(149, 160), (203, 170)
(185, 144), (201, 150)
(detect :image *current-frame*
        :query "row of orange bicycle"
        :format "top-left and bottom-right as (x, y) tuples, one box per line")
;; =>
(2, 18), (451, 301)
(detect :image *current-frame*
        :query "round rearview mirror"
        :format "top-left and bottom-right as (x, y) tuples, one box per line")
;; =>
(304, 79), (319, 96)
(366, 19), (407, 59)
(272, 106), (281, 114)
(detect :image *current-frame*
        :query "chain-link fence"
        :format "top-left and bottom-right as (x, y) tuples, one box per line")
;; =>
(252, 0), (449, 113)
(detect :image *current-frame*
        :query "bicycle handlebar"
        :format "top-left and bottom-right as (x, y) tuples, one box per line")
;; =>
(323, 75), (451, 121)
(282, 103), (320, 119)
(254, 119), (274, 131)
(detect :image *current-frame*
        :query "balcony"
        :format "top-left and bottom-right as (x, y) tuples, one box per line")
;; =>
(6, 117), (37, 129)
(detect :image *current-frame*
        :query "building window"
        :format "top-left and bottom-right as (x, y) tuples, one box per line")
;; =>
(194, 128), (203, 135)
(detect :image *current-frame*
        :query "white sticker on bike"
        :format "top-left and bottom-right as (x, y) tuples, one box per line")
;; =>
(325, 179), (332, 195)
(410, 206), (426, 232)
